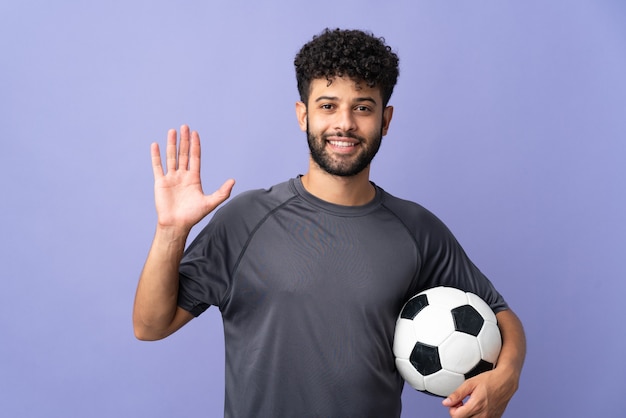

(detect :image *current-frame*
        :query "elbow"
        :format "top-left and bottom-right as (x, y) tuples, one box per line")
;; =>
(133, 322), (156, 341)
(134, 326), (157, 341)
(133, 323), (167, 341)
(132, 305), (191, 341)
(132, 314), (167, 341)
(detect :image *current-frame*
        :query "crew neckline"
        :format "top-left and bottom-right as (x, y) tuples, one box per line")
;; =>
(290, 176), (384, 216)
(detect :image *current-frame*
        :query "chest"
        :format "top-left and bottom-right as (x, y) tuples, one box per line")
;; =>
(225, 209), (419, 320)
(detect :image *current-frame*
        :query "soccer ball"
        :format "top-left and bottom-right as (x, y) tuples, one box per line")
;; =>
(393, 286), (502, 398)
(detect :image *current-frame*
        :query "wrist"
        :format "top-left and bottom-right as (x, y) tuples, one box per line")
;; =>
(154, 224), (191, 245)
(493, 361), (521, 392)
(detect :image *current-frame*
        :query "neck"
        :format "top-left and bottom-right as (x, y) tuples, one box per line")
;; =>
(301, 163), (375, 206)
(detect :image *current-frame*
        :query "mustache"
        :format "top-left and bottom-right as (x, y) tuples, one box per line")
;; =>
(322, 131), (365, 142)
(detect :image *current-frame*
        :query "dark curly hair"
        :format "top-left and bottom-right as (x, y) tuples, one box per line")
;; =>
(294, 28), (399, 107)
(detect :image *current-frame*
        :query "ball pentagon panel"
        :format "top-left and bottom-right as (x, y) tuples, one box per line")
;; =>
(466, 292), (498, 323)
(451, 304), (485, 337)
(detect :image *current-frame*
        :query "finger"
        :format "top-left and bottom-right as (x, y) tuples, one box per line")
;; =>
(150, 142), (164, 179)
(213, 179), (236, 202)
(178, 125), (191, 170)
(446, 400), (464, 409)
(165, 128), (178, 173)
(445, 397), (464, 418)
(447, 403), (464, 418)
(448, 396), (478, 418)
(205, 179), (236, 208)
(189, 130), (201, 173)
(443, 381), (473, 408)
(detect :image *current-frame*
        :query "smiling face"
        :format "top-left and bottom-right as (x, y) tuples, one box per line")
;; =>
(296, 76), (393, 178)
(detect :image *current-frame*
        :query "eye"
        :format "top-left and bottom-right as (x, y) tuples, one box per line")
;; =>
(355, 105), (372, 112)
(320, 103), (334, 110)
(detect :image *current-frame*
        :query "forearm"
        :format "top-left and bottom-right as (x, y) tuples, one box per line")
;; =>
(133, 226), (190, 340)
(495, 309), (526, 386)
(443, 309), (526, 416)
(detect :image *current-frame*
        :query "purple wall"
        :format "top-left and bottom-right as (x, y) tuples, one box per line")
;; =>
(1, 1), (625, 417)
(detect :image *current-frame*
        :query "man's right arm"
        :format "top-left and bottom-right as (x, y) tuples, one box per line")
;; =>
(132, 125), (234, 341)
(133, 226), (194, 341)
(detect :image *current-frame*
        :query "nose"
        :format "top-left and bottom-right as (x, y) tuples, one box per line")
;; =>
(334, 108), (357, 132)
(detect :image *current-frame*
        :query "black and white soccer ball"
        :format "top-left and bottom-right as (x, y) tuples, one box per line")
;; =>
(393, 286), (502, 398)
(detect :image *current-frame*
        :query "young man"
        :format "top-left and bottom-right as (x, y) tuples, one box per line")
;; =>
(133, 29), (525, 417)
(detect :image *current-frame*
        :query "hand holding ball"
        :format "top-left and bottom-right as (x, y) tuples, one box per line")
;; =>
(393, 286), (502, 397)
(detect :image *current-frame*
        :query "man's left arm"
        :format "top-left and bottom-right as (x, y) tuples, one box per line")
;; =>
(442, 308), (526, 418)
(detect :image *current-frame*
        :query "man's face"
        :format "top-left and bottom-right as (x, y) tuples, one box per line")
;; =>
(296, 77), (393, 177)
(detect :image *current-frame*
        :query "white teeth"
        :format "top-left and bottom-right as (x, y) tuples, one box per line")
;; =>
(329, 141), (354, 147)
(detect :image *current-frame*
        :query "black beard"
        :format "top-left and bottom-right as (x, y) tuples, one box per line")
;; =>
(306, 124), (383, 177)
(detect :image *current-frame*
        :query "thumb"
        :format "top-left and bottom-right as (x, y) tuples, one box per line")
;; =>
(442, 380), (473, 408)
(205, 179), (236, 208)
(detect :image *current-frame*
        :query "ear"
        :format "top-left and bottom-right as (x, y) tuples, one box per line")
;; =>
(295, 101), (308, 132)
(382, 106), (394, 136)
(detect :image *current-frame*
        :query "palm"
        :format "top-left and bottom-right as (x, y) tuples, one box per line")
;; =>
(151, 126), (234, 230)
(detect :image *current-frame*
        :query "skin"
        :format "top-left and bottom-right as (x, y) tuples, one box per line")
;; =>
(295, 76), (393, 205)
(133, 76), (525, 418)
(132, 126), (232, 340)
(443, 308), (526, 418)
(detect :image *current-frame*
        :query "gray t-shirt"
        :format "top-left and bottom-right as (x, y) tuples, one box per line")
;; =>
(178, 177), (508, 418)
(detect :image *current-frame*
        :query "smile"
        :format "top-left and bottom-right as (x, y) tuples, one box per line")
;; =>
(328, 140), (356, 148)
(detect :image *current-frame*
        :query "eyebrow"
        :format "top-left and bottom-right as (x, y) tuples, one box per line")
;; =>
(314, 96), (378, 106)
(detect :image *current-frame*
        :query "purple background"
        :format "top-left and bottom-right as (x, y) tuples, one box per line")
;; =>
(2, 1), (625, 417)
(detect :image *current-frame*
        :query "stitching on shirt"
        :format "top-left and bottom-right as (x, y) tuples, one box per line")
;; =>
(380, 202), (423, 291)
(219, 195), (300, 308)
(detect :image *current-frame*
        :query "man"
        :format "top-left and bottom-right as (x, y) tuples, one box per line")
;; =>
(133, 28), (525, 417)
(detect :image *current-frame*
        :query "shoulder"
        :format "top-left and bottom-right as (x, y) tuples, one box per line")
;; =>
(377, 187), (463, 257)
(187, 179), (298, 252)
(211, 179), (297, 225)
(379, 188), (447, 231)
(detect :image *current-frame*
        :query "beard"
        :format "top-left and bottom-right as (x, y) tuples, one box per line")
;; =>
(306, 122), (383, 177)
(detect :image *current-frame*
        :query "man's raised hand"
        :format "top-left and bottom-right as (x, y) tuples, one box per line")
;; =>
(151, 125), (235, 232)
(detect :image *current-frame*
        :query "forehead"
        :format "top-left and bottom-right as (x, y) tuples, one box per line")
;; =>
(308, 76), (382, 102)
